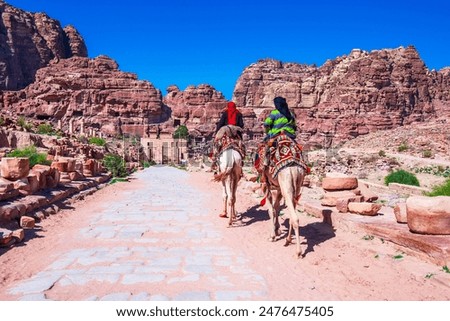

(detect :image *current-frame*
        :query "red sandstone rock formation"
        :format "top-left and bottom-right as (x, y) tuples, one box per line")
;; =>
(0, 1), (449, 146)
(233, 46), (450, 148)
(0, 56), (164, 137)
(0, 2), (87, 90)
(163, 84), (229, 136)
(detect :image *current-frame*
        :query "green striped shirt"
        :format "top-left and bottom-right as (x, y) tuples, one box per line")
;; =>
(264, 109), (296, 139)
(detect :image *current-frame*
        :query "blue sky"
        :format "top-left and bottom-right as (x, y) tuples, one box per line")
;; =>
(5, 0), (450, 100)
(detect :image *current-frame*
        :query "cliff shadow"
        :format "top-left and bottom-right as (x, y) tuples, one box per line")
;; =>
(160, 104), (172, 123)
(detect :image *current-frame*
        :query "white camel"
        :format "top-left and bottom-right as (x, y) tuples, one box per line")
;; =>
(213, 148), (243, 226)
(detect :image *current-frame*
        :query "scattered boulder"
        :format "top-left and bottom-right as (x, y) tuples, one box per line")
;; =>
(0, 228), (13, 247)
(20, 216), (35, 229)
(12, 229), (25, 242)
(322, 175), (358, 191)
(348, 202), (382, 216)
(0, 178), (14, 193)
(68, 171), (85, 181)
(406, 196), (450, 235)
(394, 203), (407, 224)
(321, 191), (363, 207)
(358, 183), (379, 202)
(51, 160), (68, 173)
(1, 157), (30, 180)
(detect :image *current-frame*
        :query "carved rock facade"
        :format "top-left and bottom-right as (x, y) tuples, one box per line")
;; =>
(0, 56), (164, 137)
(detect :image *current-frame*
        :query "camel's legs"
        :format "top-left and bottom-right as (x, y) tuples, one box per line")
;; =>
(220, 180), (228, 218)
(273, 190), (283, 236)
(279, 168), (303, 258)
(265, 186), (279, 241)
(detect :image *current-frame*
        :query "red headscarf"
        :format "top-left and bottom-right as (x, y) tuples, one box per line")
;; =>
(227, 101), (237, 126)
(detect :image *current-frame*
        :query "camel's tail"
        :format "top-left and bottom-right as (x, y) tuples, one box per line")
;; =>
(212, 171), (229, 182)
(212, 149), (242, 182)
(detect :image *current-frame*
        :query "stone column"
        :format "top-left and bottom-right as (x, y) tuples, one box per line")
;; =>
(69, 118), (74, 135)
(80, 118), (85, 135)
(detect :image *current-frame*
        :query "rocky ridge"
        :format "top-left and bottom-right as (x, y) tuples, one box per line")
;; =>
(233, 47), (450, 148)
(0, 56), (165, 137)
(0, 1), (87, 90)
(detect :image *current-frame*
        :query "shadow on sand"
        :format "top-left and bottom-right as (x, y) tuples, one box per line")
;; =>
(239, 203), (336, 258)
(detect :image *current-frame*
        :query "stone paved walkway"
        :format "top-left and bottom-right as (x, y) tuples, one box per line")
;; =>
(5, 167), (267, 301)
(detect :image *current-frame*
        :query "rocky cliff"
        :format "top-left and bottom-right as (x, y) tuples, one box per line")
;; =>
(0, 0), (449, 147)
(163, 84), (228, 136)
(0, 1), (87, 90)
(0, 56), (164, 137)
(233, 46), (450, 148)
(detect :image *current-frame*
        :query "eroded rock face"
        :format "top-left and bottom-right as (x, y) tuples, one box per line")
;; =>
(163, 84), (229, 136)
(233, 46), (450, 148)
(1, 56), (164, 137)
(0, 2), (87, 90)
(1, 0), (450, 146)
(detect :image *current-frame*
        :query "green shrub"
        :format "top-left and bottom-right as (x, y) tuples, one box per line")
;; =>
(142, 160), (156, 168)
(397, 142), (408, 152)
(384, 169), (420, 187)
(7, 145), (51, 168)
(426, 179), (450, 197)
(77, 135), (88, 143)
(110, 177), (128, 184)
(37, 123), (55, 135)
(422, 150), (432, 158)
(17, 116), (26, 128)
(17, 116), (33, 132)
(378, 150), (386, 157)
(88, 137), (106, 146)
(413, 165), (450, 178)
(102, 154), (127, 177)
(0, 116), (4, 126)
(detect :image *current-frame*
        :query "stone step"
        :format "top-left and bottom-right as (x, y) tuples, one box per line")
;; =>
(353, 221), (450, 266)
(0, 174), (111, 227)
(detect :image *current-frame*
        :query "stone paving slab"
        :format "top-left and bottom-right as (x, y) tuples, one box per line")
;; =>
(5, 167), (268, 301)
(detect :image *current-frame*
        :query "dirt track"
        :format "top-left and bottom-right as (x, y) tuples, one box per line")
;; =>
(0, 166), (449, 301)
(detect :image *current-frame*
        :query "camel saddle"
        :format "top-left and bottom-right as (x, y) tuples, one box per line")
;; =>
(213, 125), (245, 158)
(254, 133), (308, 179)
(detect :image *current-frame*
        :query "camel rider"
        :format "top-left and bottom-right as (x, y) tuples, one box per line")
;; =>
(262, 96), (297, 166)
(211, 101), (244, 171)
(217, 101), (244, 133)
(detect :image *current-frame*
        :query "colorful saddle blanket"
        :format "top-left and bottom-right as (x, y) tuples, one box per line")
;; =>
(254, 134), (308, 178)
(213, 126), (245, 159)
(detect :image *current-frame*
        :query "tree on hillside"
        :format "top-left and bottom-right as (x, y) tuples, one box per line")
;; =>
(173, 125), (189, 139)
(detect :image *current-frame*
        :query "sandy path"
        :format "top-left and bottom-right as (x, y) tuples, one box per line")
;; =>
(0, 166), (449, 301)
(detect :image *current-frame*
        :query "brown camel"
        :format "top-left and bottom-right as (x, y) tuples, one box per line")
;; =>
(256, 135), (307, 257)
(261, 165), (306, 257)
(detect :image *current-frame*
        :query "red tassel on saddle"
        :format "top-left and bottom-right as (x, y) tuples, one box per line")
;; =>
(260, 197), (266, 207)
(254, 157), (260, 170)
